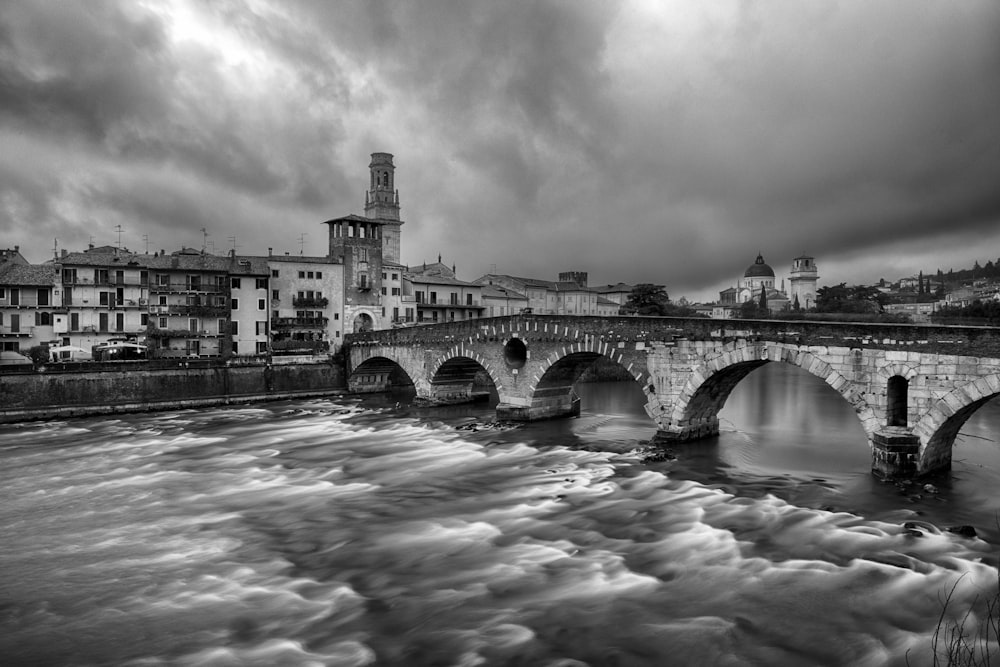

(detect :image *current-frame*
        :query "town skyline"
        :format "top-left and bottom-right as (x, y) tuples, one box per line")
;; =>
(2, 1), (998, 303)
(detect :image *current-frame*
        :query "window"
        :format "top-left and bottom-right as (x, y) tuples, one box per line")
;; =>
(159, 295), (167, 306)
(430, 292), (437, 304)
(231, 278), (242, 289)
(256, 341), (267, 354)
(158, 317), (167, 328)
(218, 319), (227, 334)
(271, 270), (279, 278)
(97, 269), (109, 284)
(257, 299), (265, 310)
(392, 273), (398, 281)
(71, 313), (79, 330)
(298, 271), (305, 279)
(141, 314), (148, 326)
(335, 330), (340, 338)
(9, 314), (19, 333)
(140, 271), (148, 284)
(272, 290), (279, 300)
(232, 342), (239, 354)
(334, 313), (339, 320)
(99, 292), (109, 306)
(98, 313), (108, 332)
(231, 298), (239, 310)
(316, 271), (322, 279)
(381, 287), (387, 296)
(416, 291), (424, 303)
(9, 289), (19, 306)
(189, 318), (199, 332)
(231, 321), (239, 335)
(256, 278), (267, 289)
(256, 321), (267, 335)
(359, 273), (368, 289)
(116, 313), (124, 331)
(391, 287), (400, 296)
(467, 294), (473, 305)
(307, 271), (314, 279)
(0, 288), (4, 300)
(382, 272), (387, 280)
(359, 248), (368, 262)
(62, 269), (76, 284)
(157, 274), (169, 286)
(450, 293), (458, 305)
(37, 289), (49, 306)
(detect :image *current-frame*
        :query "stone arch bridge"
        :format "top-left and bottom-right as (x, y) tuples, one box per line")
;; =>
(344, 315), (1000, 478)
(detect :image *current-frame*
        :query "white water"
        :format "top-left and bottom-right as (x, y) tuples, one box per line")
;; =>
(2, 364), (1000, 666)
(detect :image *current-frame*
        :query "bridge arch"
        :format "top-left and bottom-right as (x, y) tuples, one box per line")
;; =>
(427, 343), (504, 404)
(348, 353), (419, 394)
(663, 341), (878, 441)
(916, 375), (1000, 472)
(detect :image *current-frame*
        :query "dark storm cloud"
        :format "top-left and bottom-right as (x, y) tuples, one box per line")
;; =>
(1, 1), (998, 300)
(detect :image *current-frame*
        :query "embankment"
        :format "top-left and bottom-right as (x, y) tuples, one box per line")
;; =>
(0, 361), (346, 423)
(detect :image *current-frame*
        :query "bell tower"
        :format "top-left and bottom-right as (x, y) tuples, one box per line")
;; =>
(365, 152), (403, 264)
(789, 255), (819, 309)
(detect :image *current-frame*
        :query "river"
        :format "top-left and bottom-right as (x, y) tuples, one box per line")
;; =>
(2, 363), (1000, 666)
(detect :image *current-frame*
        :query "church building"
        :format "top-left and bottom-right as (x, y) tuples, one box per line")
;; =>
(716, 253), (818, 316)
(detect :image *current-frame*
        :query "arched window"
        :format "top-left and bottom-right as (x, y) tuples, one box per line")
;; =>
(887, 375), (908, 427)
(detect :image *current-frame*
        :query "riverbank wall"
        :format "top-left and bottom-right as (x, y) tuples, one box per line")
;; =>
(0, 361), (346, 423)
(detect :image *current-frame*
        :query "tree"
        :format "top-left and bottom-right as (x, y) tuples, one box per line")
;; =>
(792, 294), (801, 311)
(918, 271), (924, 294)
(623, 284), (670, 316)
(758, 286), (768, 313)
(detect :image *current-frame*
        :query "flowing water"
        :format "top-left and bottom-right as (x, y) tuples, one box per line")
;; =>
(3, 363), (1000, 666)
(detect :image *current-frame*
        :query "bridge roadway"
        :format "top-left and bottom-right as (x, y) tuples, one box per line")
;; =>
(344, 314), (1000, 479)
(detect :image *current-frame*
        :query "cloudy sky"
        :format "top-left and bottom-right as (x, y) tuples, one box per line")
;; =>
(2, 1), (998, 301)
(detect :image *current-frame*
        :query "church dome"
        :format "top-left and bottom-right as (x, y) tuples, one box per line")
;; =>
(744, 254), (775, 278)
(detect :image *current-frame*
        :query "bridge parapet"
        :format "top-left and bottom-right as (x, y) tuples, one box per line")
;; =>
(346, 315), (1000, 357)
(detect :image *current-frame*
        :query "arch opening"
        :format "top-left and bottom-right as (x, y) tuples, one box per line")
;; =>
(887, 375), (908, 427)
(353, 313), (374, 333)
(533, 351), (643, 416)
(716, 361), (872, 473)
(504, 338), (527, 369)
(430, 356), (498, 405)
(349, 356), (414, 394)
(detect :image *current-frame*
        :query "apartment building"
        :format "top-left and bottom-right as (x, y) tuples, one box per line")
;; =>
(0, 250), (57, 352)
(266, 253), (344, 353)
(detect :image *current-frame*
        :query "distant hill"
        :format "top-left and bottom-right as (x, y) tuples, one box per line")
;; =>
(928, 258), (1000, 285)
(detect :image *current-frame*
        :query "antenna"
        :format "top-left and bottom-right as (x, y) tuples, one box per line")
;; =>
(142, 234), (149, 254)
(299, 233), (307, 256)
(53, 238), (58, 259)
(490, 263), (497, 275)
(114, 225), (124, 248)
(201, 228), (208, 253)
(228, 236), (241, 255)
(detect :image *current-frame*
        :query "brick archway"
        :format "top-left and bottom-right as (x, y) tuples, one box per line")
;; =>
(430, 342), (504, 394)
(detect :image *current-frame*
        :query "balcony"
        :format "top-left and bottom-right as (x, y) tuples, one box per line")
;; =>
(148, 283), (226, 294)
(146, 328), (219, 339)
(292, 296), (329, 308)
(0, 326), (34, 337)
(272, 316), (328, 330)
(148, 304), (228, 317)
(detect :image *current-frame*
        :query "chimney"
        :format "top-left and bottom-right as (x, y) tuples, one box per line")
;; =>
(268, 247), (272, 257)
(61, 249), (67, 258)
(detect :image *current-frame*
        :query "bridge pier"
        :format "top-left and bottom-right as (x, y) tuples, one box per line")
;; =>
(870, 428), (937, 480)
(496, 387), (581, 421)
(650, 419), (721, 444)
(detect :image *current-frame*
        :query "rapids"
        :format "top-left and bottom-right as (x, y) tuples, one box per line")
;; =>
(2, 363), (1000, 666)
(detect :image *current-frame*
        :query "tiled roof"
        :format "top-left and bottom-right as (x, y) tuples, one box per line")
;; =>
(481, 285), (527, 300)
(405, 272), (478, 287)
(57, 250), (268, 275)
(0, 264), (58, 286)
(595, 283), (634, 294)
(260, 255), (342, 265)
